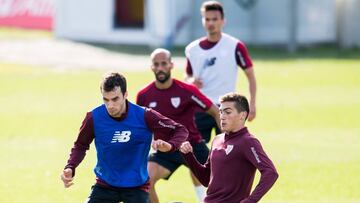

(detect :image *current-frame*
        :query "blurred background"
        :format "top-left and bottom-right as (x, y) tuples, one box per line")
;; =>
(1, 0), (360, 50)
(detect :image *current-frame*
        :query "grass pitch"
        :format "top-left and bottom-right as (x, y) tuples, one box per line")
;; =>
(0, 28), (359, 202)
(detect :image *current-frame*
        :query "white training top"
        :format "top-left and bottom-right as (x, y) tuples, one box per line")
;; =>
(185, 33), (238, 104)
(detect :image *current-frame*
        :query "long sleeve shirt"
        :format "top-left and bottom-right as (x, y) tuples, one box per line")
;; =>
(64, 101), (188, 190)
(183, 127), (278, 203)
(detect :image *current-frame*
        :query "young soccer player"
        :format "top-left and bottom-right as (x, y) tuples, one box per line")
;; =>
(185, 0), (257, 143)
(61, 72), (188, 203)
(180, 93), (278, 203)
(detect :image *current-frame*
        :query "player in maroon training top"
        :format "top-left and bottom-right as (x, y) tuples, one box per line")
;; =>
(180, 93), (278, 203)
(136, 48), (220, 203)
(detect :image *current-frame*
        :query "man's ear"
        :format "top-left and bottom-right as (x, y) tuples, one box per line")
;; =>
(240, 111), (248, 121)
(150, 64), (155, 72)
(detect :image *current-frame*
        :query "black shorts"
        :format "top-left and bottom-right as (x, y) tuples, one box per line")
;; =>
(195, 112), (221, 143)
(86, 183), (149, 203)
(149, 141), (209, 179)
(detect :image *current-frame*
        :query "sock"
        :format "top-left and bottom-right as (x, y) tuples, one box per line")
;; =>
(194, 185), (206, 202)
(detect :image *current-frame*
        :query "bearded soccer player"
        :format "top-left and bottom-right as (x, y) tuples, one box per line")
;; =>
(180, 93), (278, 203)
(136, 48), (220, 203)
(61, 72), (188, 203)
(185, 0), (257, 143)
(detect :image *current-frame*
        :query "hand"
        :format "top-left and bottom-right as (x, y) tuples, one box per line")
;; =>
(179, 141), (193, 154)
(61, 168), (74, 188)
(247, 103), (256, 122)
(152, 139), (172, 152)
(192, 78), (203, 89)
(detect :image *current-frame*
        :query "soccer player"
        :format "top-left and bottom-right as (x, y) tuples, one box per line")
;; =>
(185, 0), (257, 143)
(61, 72), (188, 203)
(180, 93), (278, 203)
(136, 48), (220, 203)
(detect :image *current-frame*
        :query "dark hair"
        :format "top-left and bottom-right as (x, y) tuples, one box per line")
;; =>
(201, 1), (224, 19)
(220, 93), (249, 120)
(100, 72), (127, 95)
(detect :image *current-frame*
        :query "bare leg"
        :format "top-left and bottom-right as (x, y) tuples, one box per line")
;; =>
(148, 161), (171, 203)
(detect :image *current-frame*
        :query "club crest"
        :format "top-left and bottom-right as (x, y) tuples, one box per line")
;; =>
(149, 102), (157, 108)
(171, 97), (180, 108)
(225, 145), (233, 155)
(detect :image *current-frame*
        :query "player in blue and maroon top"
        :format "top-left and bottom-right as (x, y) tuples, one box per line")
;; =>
(181, 93), (278, 203)
(136, 48), (220, 203)
(61, 72), (188, 203)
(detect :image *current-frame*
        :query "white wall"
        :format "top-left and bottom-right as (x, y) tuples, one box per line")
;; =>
(147, 0), (192, 47)
(189, 0), (336, 45)
(337, 0), (360, 48)
(55, 0), (192, 46)
(54, 0), (346, 47)
(55, 0), (150, 44)
(297, 0), (336, 44)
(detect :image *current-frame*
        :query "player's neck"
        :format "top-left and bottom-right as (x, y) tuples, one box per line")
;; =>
(229, 124), (245, 134)
(207, 32), (222, 42)
(155, 78), (173, 89)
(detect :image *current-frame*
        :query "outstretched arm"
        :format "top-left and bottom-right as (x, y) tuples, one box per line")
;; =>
(180, 141), (211, 186)
(145, 108), (188, 152)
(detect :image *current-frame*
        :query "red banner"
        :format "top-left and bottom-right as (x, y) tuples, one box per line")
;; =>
(0, 0), (54, 30)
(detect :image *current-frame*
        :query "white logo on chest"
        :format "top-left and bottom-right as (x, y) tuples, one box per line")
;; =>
(111, 131), (131, 143)
(149, 102), (157, 108)
(225, 144), (233, 155)
(171, 97), (180, 108)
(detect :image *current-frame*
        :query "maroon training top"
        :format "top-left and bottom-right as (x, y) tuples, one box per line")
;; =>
(183, 127), (278, 203)
(136, 79), (213, 144)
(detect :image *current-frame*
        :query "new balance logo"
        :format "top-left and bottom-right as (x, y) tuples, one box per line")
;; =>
(205, 57), (217, 67)
(111, 131), (131, 143)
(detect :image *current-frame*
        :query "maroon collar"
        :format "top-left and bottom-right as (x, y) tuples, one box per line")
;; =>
(199, 37), (219, 50)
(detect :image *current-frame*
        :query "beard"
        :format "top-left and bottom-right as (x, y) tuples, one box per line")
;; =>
(155, 71), (171, 83)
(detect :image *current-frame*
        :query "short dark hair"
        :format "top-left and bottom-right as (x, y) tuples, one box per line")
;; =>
(220, 93), (249, 120)
(100, 72), (127, 95)
(201, 1), (224, 19)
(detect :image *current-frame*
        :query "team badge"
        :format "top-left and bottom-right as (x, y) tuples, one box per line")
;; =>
(225, 145), (233, 155)
(149, 102), (157, 108)
(171, 97), (180, 108)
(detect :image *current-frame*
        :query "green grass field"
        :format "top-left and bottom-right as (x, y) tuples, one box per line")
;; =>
(0, 28), (360, 203)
